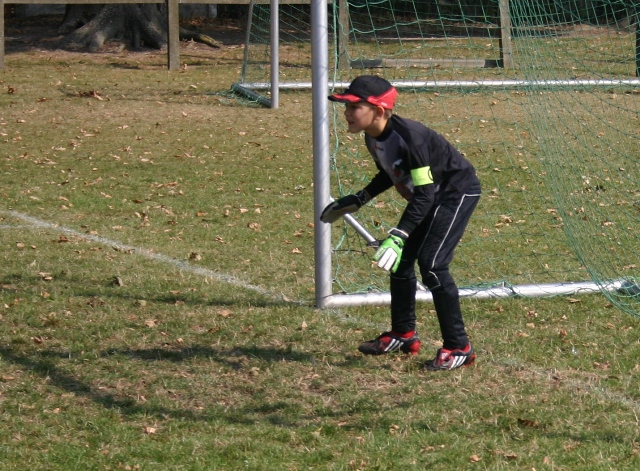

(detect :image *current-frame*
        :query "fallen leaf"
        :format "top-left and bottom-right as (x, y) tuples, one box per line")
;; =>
(517, 418), (539, 428)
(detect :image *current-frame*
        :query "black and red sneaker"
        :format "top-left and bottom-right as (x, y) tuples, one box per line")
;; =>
(358, 331), (421, 356)
(423, 344), (476, 371)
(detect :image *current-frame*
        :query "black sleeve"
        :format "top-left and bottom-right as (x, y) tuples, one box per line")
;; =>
(392, 121), (436, 235)
(362, 161), (394, 200)
(396, 183), (435, 234)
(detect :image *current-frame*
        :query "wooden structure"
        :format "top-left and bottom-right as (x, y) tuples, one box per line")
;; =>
(2, 0), (638, 76)
(0, 0), (311, 70)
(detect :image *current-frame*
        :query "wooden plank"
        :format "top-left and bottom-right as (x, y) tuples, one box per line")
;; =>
(351, 58), (499, 69)
(8, 0), (160, 3)
(190, 0), (325, 3)
(6, 0), (321, 3)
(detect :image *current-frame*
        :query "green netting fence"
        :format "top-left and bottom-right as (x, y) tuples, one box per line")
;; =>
(235, 0), (640, 315)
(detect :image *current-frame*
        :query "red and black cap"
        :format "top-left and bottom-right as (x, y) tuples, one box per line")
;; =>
(328, 75), (398, 110)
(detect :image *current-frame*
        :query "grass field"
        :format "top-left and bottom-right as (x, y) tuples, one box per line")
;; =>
(1, 17), (640, 471)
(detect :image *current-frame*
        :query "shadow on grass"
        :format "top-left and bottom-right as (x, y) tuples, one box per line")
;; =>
(74, 285), (310, 309)
(104, 344), (316, 364)
(0, 344), (342, 427)
(0, 272), (309, 309)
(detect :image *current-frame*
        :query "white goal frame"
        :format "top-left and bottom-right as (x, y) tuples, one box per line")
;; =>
(306, 0), (638, 309)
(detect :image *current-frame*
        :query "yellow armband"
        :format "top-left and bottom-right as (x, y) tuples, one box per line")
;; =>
(410, 166), (433, 186)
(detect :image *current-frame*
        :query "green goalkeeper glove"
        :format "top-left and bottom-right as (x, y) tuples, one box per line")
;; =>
(320, 190), (370, 224)
(373, 228), (409, 273)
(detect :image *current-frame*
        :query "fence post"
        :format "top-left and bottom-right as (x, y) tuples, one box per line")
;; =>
(636, 13), (640, 77)
(337, 0), (349, 70)
(499, 0), (513, 68)
(167, 0), (180, 70)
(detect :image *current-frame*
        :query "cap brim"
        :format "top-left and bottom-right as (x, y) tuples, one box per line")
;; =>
(328, 92), (363, 103)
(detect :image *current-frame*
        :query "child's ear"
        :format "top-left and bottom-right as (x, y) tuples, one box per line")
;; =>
(375, 105), (387, 119)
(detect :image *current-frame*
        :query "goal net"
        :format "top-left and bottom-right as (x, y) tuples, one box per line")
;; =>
(235, 0), (640, 316)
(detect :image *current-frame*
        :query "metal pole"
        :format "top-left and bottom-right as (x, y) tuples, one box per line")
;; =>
(270, 0), (279, 108)
(343, 213), (377, 245)
(320, 280), (627, 309)
(311, 0), (332, 308)
(230, 83), (272, 108)
(238, 79), (640, 90)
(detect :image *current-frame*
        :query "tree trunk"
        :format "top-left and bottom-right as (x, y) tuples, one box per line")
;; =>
(59, 4), (221, 52)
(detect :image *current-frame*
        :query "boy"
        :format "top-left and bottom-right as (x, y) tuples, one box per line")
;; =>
(320, 75), (481, 371)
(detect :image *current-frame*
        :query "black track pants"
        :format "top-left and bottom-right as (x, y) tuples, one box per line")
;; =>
(389, 183), (481, 349)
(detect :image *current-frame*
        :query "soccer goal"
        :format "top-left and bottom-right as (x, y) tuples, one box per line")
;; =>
(234, 0), (640, 316)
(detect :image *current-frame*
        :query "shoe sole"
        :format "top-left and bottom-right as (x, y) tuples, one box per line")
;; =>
(424, 353), (476, 371)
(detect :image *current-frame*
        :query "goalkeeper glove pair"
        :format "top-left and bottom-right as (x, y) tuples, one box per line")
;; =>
(320, 192), (408, 273)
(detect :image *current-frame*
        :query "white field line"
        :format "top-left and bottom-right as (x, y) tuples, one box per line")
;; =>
(0, 210), (399, 327)
(528, 363), (640, 416)
(2, 210), (303, 305)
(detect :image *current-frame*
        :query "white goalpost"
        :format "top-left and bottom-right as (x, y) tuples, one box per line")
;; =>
(307, 0), (636, 309)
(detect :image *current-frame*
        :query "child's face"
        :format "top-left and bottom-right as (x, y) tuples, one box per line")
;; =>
(343, 102), (385, 136)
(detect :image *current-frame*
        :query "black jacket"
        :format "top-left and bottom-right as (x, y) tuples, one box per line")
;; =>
(362, 114), (479, 234)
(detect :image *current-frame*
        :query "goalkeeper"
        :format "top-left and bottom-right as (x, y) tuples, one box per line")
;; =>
(321, 75), (481, 371)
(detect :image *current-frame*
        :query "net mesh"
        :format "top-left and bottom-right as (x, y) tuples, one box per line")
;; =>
(237, 0), (640, 315)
